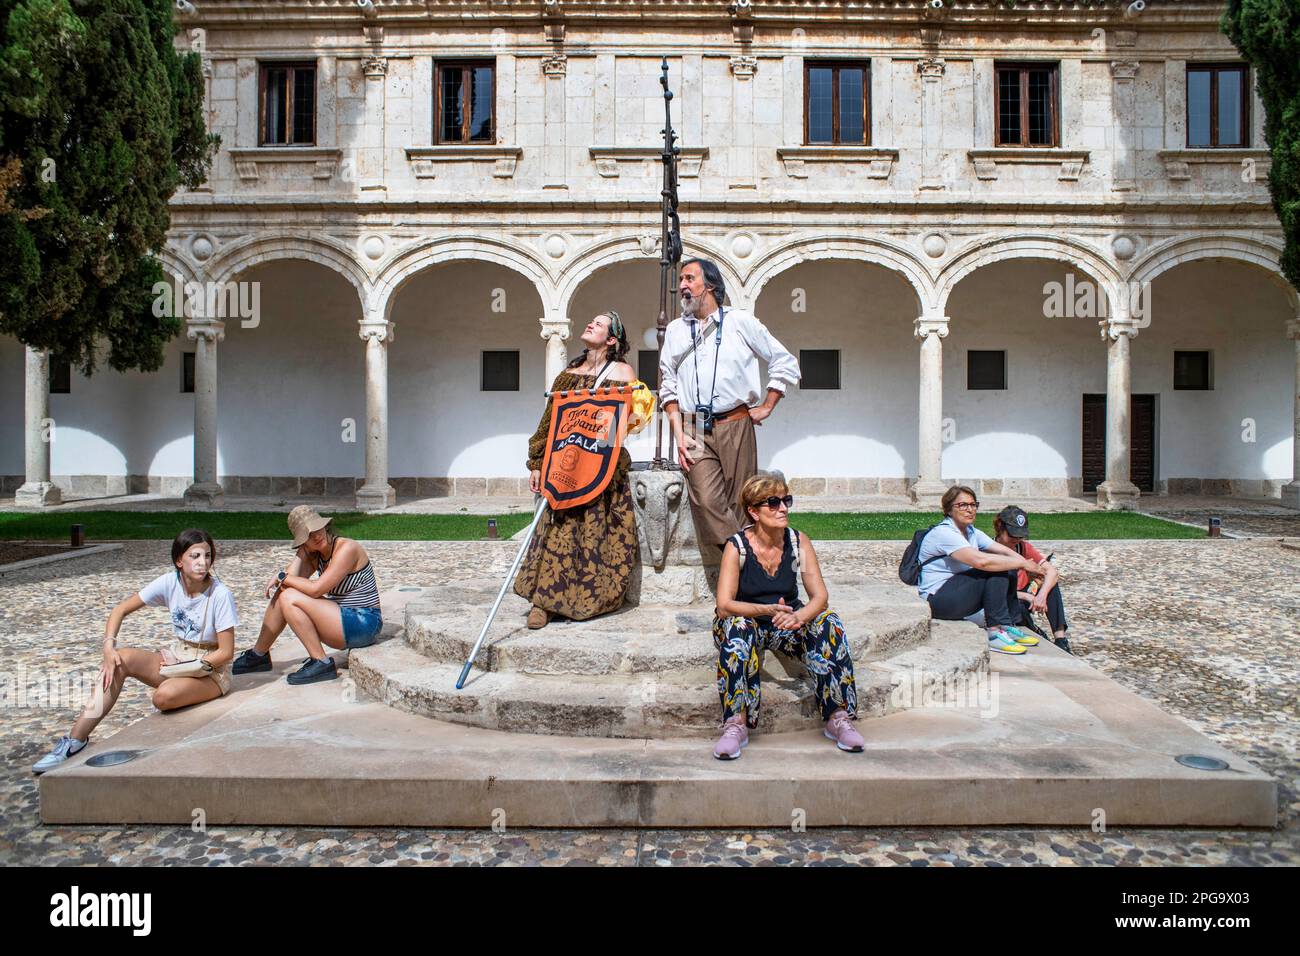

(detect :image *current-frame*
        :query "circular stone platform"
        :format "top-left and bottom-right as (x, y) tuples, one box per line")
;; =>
(349, 576), (988, 738)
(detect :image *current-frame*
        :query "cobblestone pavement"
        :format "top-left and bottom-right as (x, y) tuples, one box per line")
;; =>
(2, 537), (1296, 866)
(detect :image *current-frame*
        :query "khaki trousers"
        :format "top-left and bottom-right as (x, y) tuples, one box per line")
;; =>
(684, 414), (758, 547)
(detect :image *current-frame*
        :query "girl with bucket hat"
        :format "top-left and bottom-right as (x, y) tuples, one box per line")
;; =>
(231, 506), (383, 685)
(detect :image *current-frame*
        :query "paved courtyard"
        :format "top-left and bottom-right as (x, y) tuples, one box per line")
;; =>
(1, 531), (1296, 865)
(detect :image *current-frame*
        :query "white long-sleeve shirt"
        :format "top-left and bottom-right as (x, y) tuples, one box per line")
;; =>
(658, 307), (801, 412)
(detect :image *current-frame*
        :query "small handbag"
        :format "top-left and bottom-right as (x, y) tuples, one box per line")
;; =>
(159, 587), (217, 679)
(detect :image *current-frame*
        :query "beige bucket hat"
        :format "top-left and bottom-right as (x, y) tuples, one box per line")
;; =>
(287, 505), (333, 549)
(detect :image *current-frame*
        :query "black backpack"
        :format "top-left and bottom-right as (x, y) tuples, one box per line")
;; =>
(898, 524), (945, 585)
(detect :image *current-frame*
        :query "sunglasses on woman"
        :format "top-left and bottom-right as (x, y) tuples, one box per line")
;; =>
(759, 494), (794, 510)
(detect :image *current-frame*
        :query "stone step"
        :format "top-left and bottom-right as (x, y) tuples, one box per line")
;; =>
(348, 622), (987, 738)
(403, 592), (933, 676)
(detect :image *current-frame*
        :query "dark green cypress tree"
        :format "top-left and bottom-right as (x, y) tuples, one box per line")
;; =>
(1223, 0), (1300, 291)
(0, 0), (217, 374)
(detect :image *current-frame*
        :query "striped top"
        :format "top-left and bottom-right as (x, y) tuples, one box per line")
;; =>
(314, 548), (381, 609)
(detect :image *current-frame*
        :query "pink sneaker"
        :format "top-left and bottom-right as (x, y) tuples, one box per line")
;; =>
(824, 710), (864, 752)
(713, 715), (749, 760)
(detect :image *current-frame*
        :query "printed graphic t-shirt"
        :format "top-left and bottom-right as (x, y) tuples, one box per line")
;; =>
(137, 572), (239, 646)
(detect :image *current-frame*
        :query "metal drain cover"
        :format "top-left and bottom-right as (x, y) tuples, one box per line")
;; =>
(1175, 753), (1229, 771)
(398, 586), (423, 592)
(85, 750), (142, 768)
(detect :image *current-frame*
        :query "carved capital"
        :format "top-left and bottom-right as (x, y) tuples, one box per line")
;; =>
(542, 54), (567, 77)
(363, 57), (388, 78)
(1110, 60), (1140, 81)
(917, 57), (945, 80)
(729, 55), (757, 79)
(359, 321), (394, 344)
(914, 316), (950, 339)
(186, 319), (226, 344)
(540, 321), (570, 343)
(1100, 318), (1139, 341)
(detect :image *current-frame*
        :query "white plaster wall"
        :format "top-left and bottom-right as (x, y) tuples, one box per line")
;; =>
(387, 262), (545, 477)
(0, 335), (196, 480)
(754, 260), (922, 477)
(216, 260), (366, 476)
(942, 259), (1107, 480)
(1135, 263), (1295, 480)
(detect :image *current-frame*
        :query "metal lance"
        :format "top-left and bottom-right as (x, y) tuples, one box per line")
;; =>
(653, 56), (683, 470)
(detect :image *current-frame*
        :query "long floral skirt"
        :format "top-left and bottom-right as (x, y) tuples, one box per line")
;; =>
(512, 477), (638, 621)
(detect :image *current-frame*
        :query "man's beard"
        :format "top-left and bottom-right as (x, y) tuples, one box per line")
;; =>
(680, 293), (702, 317)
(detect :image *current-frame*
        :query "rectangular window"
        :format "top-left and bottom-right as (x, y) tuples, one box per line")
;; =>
(481, 350), (520, 391)
(182, 352), (196, 394)
(436, 61), (495, 144)
(50, 357), (71, 394)
(799, 350), (841, 390)
(805, 61), (870, 145)
(259, 62), (316, 145)
(637, 349), (659, 387)
(1187, 65), (1248, 148)
(995, 63), (1059, 147)
(967, 350), (1007, 390)
(1173, 350), (1212, 390)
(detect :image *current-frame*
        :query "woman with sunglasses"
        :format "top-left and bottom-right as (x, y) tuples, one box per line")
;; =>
(915, 486), (1045, 656)
(710, 472), (863, 759)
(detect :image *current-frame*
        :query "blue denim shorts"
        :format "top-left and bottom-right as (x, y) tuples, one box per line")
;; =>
(341, 606), (382, 648)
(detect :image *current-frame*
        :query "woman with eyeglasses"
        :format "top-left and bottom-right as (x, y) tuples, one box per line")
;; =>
(710, 472), (863, 759)
(915, 486), (1045, 655)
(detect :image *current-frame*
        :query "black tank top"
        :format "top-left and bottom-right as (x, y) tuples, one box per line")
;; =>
(729, 527), (804, 617)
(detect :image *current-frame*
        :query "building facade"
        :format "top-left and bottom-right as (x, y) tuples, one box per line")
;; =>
(6, 0), (1299, 510)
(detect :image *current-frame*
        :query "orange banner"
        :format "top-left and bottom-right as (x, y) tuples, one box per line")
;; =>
(539, 386), (635, 510)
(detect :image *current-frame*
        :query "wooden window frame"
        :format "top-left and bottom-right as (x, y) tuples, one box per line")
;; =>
(435, 60), (497, 145)
(994, 62), (1060, 148)
(803, 60), (871, 146)
(258, 61), (317, 146)
(1186, 63), (1249, 149)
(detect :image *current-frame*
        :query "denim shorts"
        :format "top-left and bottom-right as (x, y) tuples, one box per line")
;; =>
(340, 606), (383, 648)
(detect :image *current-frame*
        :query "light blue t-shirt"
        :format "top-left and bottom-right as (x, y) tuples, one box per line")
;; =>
(916, 517), (995, 600)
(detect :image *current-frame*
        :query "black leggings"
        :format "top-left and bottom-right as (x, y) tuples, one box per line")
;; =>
(1017, 587), (1068, 634)
(927, 568), (1018, 628)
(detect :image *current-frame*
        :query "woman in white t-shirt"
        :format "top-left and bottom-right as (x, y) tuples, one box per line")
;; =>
(32, 529), (238, 774)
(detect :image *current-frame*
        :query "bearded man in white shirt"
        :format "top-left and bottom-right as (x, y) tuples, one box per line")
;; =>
(659, 257), (801, 549)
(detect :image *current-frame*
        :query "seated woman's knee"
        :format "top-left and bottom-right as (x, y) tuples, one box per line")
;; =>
(151, 683), (184, 711)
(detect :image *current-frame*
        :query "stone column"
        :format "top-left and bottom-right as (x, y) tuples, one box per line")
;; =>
(360, 56), (388, 193)
(917, 57), (946, 191)
(910, 313), (949, 505)
(542, 54), (567, 190)
(729, 55), (757, 190)
(541, 318), (570, 387)
(14, 347), (62, 508)
(183, 319), (225, 507)
(1110, 60), (1139, 192)
(1096, 316), (1141, 510)
(1283, 319), (1300, 510)
(356, 319), (397, 510)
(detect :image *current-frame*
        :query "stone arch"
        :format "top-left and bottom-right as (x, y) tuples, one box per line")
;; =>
(935, 233), (1122, 315)
(1129, 234), (1298, 313)
(206, 233), (371, 311)
(554, 235), (743, 319)
(373, 236), (555, 321)
(745, 236), (935, 314)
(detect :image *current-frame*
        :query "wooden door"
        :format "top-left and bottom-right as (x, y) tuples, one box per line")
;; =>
(1082, 394), (1156, 493)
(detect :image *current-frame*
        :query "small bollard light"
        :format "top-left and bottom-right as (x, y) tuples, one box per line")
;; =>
(71, 524), (85, 549)
(1208, 517), (1221, 538)
(486, 518), (499, 540)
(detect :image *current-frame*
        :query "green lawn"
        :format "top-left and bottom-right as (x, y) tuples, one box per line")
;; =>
(0, 509), (1200, 542)
(0, 511), (537, 542)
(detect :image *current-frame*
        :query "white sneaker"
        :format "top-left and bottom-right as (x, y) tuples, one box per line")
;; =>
(33, 735), (87, 775)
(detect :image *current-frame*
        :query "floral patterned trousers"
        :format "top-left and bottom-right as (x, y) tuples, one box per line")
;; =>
(711, 610), (858, 728)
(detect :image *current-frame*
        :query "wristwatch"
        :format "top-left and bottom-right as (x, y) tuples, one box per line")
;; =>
(277, 571), (287, 582)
